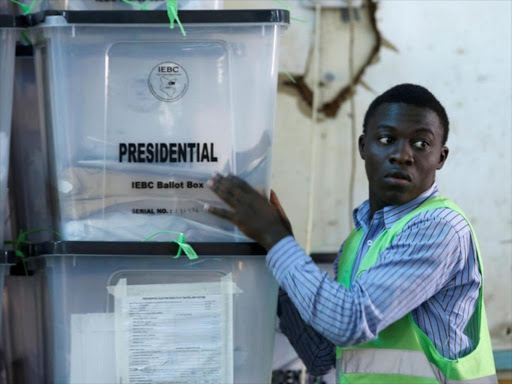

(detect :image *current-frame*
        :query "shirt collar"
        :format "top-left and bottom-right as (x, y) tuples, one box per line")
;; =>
(353, 182), (440, 231)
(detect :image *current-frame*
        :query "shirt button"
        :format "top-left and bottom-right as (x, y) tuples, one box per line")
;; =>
(367, 240), (373, 246)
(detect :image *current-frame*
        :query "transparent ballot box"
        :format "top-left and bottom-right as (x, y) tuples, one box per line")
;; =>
(46, 0), (223, 10)
(10, 46), (54, 243)
(0, 252), (16, 383)
(29, 10), (289, 242)
(1, 0), (222, 14)
(1, 273), (45, 384)
(0, 251), (15, 331)
(0, 14), (23, 246)
(27, 242), (278, 384)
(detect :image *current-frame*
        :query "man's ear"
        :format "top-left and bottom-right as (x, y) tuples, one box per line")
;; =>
(437, 146), (449, 170)
(358, 134), (366, 160)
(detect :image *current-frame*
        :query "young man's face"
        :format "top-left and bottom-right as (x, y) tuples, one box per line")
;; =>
(359, 102), (449, 213)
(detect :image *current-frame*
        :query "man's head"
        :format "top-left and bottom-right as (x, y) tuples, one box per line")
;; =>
(359, 84), (450, 213)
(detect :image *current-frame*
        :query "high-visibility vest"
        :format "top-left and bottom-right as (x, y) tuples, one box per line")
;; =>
(336, 196), (497, 383)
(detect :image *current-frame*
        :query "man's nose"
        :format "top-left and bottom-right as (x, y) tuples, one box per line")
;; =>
(389, 141), (413, 166)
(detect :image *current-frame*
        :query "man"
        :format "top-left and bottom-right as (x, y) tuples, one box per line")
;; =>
(206, 84), (497, 383)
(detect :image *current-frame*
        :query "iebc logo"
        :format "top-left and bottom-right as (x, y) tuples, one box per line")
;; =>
(148, 62), (189, 102)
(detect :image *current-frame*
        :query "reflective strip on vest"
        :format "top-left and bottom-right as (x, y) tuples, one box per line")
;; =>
(443, 375), (498, 384)
(336, 349), (498, 384)
(338, 349), (437, 379)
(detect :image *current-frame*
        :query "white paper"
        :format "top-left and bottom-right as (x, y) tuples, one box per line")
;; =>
(109, 277), (237, 384)
(70, 313), (116, 384)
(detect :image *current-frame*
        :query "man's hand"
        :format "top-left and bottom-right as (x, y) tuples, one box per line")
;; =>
(205, 174), (292, 251)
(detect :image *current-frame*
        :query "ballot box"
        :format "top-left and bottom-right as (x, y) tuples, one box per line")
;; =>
(0, 252), (15, 380)
(27, 241), (278, 384)
(1, 0), (222, 14)
(28, 10), (289, 242)
(0, 250), (16, 384)
(10, 46), (54, 243)
(46, 0), (223, 11)
(1, 273), (45, 384)
(0, 14), (23, 247)
(0, 252), (15, 331)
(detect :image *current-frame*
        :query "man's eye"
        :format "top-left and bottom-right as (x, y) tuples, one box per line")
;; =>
(379, 137), (393, 144)
(413, 140), (429, 149)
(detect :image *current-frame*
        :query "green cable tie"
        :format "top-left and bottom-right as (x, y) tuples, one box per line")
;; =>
(142, 230), (198, 260)
(8, 0), (39, 15)
(21, 30), (32, 46)
(27, 0), (38, 13)
(121, 0), (187, 36)
(167, 0), (175, 29)
(5, 228), (62, 275)
(291, 16), (308, 23)
(8, 0), (28, 14)
(282, 69), (297, 84)
(167, 0), (187, 37)
(273, 0), (308, 23)
(140, 0), (153, 11)
(273, 0), (290, 12)
(8, 0), (27, 14)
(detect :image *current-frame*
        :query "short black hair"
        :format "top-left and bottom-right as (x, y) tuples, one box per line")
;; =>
(362, 83), (450, 144)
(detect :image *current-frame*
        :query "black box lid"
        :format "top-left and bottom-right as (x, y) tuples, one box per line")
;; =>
(28, 241), (267, 257)
(28, 9), (289, 26)
(0, 14), (27, 28)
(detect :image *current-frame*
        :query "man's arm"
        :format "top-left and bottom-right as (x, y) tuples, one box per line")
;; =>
(277, 288), (335, 375)
(267, 215), (464, 346)
(205, 175), (464, 347)
(275, 249), (342, 374)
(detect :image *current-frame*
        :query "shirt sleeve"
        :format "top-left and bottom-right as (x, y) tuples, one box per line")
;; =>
(266, 216), (465, 347)
(277, 287), (335, 375)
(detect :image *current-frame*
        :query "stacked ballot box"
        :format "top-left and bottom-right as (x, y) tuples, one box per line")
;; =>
(0, 252), (17, 383)
(0, 252), (16, 331)
(47, 0), (224, 11)
(0, 12), (24, 247)
(1, 15), (23, 377)
(1, 270), (45, 384)
(4, 7), (290, 384)
(6, 0), (223, 14)
(23, 9), (289, 242)
(0, 6), (19, 383)
(22, 242), (278, 384)
(10, 45), (54, 243)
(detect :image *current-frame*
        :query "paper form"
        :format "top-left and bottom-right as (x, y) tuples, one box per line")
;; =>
(70, 313), (116, 384)
(108, 276), (239, 384)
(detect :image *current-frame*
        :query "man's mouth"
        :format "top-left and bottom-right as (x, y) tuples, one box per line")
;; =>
(384, 170), (412, 184)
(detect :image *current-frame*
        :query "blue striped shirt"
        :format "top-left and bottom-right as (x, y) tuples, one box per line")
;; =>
(268, 183), (481, 375)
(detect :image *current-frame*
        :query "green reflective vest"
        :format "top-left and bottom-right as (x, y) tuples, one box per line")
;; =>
(335, 196), (497, 384)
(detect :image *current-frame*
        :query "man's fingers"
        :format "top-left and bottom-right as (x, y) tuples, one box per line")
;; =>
(270, 190), (288, 220)
(270, 190), (293, 235)
(270, 190), (282, 209)
(209, 173), (256, 195)
(207, 175), (241, 208)
(225, 174), (258, 195)
(208, 174), (262, 208)
(204, 204), (236, 222)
